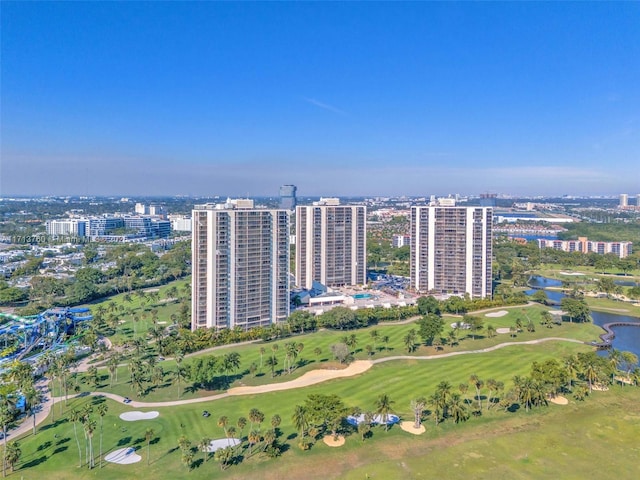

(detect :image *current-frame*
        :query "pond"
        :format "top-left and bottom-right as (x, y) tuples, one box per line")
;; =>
(524, 277), (640, 358)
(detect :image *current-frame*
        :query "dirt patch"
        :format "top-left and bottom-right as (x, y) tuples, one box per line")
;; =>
(400, 421), (425, 435)
(323, 435), (345, 447)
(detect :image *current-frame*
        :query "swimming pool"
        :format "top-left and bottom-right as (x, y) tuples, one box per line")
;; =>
(353, 293), (373, 299)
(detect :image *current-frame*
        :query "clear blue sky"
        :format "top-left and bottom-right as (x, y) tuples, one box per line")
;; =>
(1, 2), (639, 197)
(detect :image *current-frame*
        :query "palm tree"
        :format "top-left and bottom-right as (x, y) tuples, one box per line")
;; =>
(97, 403), (108, 468)
(486, 325), (496, 338)
(84, 418), (97, 469)
(369, 329), (380, 351)
(375, 393), (395, 431)
(22, 386), (40, 436)
(199, 436), (211, 462)
(4, 441), (20, 474)
(403, 329), (417, 353)
(214, 446), (232, 471)
(247, 430), (260, 456)
(145, 428), (155, 465)
(259, 347), (265, 369)
(448, 393), (469, 423)
(236, 417), (247, 440)
(428, 393), (442, 426)
(292, 405), (308, 440)
(0, 405), (12, 478)
(265, 356), (278, 378)
(435, 381), (452, 418)
(217, 415), (229, 438)
(469, 374), (484, 411)
(68, 409), (83, 468)
(262, 429), (276, 452)
(621, 351), (639, 383)
(248, 408), (264, 433)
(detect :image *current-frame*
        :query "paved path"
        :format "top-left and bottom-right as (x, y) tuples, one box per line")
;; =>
(9, 336), (585, 438)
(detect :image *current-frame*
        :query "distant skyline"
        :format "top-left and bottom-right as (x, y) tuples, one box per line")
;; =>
(1, 2), (639, 197)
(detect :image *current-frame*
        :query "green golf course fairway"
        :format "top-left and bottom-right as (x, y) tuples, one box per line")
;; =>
(13, 336), (640, 480)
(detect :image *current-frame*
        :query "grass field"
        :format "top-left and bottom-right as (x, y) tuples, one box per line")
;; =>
(15, 332), (637, 480)
(72, 304), (605, 403)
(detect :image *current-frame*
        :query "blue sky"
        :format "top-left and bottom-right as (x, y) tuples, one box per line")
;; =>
(1, 2), (639, 197)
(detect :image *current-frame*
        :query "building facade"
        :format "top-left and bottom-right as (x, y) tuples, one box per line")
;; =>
(191, 200), (290, 331)
(295, 199), (366, 289)
(537, 237), (633, 259)
(410, 205), (492, 298)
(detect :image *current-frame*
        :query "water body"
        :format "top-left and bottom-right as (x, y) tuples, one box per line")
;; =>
(525, 276), (640, 358)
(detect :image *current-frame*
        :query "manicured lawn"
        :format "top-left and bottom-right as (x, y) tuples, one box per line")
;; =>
(14, 338), (617, 479)
(73, 304), (604, 403)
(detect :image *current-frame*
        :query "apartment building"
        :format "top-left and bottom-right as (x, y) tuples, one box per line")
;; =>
(537, 237), (633, 259)
(410, 204), (492, 298)
(295, 198), (366, 289)
(191, 199), (290, 331)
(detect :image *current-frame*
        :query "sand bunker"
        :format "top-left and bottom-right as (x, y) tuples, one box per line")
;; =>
(559, 272), (585, 276)
(120, 411), (160, 421)
(400, 421), (425, 435)
(548, 395), (568, 405)
(204, 438), (241, 452)
(323, 435), (345, 447)
(496, 328), (511, 334)
(485, 310), (509, 318)
(105, 447), (141, 464)
(591, 384), (609, 391)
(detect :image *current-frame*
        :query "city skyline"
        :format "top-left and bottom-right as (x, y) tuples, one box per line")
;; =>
(2, 2), (639, 197)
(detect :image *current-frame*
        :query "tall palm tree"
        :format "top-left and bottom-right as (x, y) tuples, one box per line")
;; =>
(247, 430), (260, 456)
(448, 393), (468, 423)
(199, 436), (211, 462)
(84, 418), (97, 469)
(145, 428), (155, 465)
(621, 351), (639, 383)
(22, 386), (40, 436)
(68, 409), (83, 468)
(237, 417), (247, 440)
(248, 408), (264, 433)
(435, 381), (452, 418)
(375, 393), (395, 431)
(0, 405), (12, 479)
(292, 405), (308, 440)
(97, 403), (108, 468)
(469, 374), (484, 411)
(217, 416), (229, 438)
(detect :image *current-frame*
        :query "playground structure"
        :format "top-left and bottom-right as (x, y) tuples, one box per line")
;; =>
(0, 307), (93, 367)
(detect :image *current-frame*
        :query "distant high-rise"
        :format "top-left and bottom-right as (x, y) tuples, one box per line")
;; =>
(619, 194), (628, 208)
(637, 195), (640, 207)
(296, 198), (366, 289)
(191, 199), (290, 331)
(479, 193), (497, 208)
(279, 185), (297, 211)
(410, 204), (492, 298)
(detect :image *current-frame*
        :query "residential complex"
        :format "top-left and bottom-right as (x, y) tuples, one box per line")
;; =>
(410, 203), (493, 298)
(537, 237), (633, 259)
(191, 199), (290, 331)
(45, 215), (171, 241)
(295, 198), (366, 289)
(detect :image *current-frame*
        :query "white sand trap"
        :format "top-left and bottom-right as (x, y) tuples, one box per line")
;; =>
(496, 328), (511, 334)
(559, 271), (584, 276)
(157, 321), (167, 325)
(615, 376), (633, 385)
(120, 411), (160, 421)
(485, 310), (509, 318)
(323, 435), (345, 447)
(205, 438), (241, 452)
(549, 310), (566, 316)
(592, 384), (609, 391)
(400, 421), (425, 435)
(105, 447), (141, 464)
(548, 395), (568, 405)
